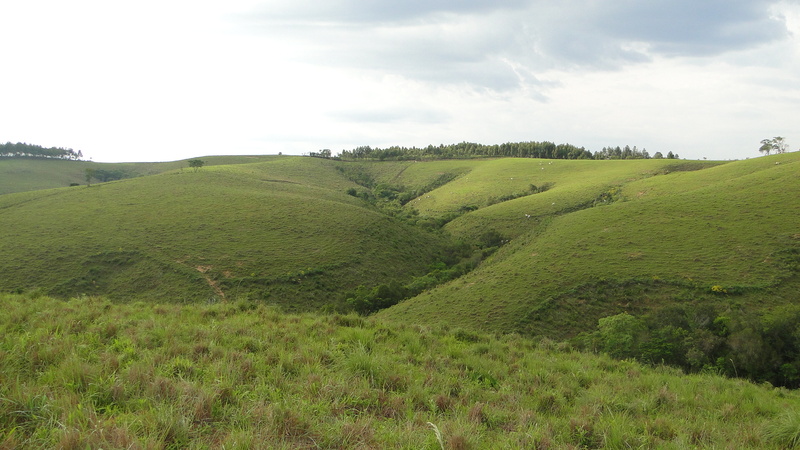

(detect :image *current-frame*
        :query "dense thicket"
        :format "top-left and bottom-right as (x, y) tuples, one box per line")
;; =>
(334, 141), (676, 161)
(1, 142), (83, 160)
(580, 298), (800, 388)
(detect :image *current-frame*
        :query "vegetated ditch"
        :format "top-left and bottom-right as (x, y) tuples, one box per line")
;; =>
(332, 167), (634, 317)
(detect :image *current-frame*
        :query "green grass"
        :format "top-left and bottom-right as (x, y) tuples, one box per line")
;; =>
(3, 153), (799, 338)
(3, 292), (800, 448)
(0, 155), (280, 195)
(5, 153), (800, 447)
(379, 153), (800, 337)
(0, 157), (451, 307)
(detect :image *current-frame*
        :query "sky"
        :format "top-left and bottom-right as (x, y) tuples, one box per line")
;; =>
(1, 0), (799, 162)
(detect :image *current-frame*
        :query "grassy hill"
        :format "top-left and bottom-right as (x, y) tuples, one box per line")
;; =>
(4, 153), (800, 446)
(378, 154), (800, 334)
(0, 157), (453, 309)
(3, 292), (800, 448)
(0, 155), (279, 195)
(3, 153), (798, 333)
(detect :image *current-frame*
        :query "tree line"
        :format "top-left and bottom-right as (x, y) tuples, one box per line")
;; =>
(330, 141), (678, 161)
(1, 142), (83, 160)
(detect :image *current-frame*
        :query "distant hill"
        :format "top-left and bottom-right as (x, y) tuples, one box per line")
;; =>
(0, 155), (280, 195)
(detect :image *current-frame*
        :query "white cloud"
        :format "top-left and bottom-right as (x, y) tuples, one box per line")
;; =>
(1, 0), (798, 161)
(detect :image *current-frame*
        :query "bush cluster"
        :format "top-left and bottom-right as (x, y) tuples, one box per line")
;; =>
(580, 304), (800, 387)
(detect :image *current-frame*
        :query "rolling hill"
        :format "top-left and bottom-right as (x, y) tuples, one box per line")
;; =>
(2, 153), (798, 336)
(0, 155), (279, 195)
(4, 152), (800, 447)
(379, 153), (800, 338)
(0, 156), (456, 309)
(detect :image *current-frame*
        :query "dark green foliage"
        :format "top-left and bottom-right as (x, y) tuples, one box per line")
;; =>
(335, 164), (376, 188)
(346, 281), (408, 314)
(336, 165), (467, 231)
(84, 167), (135, 185)
(339, 141), (598, 160)
(92, 168), (133, 182)
(338, 165), (458, 210)
(582, 303), (800, 388)
(1, 141), (83, 160)
(308, 149), (332, 158)
(342, 244), (484, 315)
(188, 159), (205, 172)
(477, 230), (505, 249)
(594, 145), (651, 160)
(487, 186), (538, 205)
(529, 182), (553, 193)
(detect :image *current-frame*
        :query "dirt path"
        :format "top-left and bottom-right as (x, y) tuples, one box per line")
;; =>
(195, 265), (226, 300)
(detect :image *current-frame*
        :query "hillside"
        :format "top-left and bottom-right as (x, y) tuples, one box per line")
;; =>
(0, 155), (279, 195)
(3, 154), (798, 338)
(0, 157), (454, 308)
(3, 292), (800, 448)
(379, 153), (800, 339)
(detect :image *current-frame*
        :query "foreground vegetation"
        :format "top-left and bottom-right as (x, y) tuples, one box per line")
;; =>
(4, 293), (800, 449)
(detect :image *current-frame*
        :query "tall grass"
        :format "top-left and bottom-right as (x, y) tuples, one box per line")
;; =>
(2, 293), (800, 448)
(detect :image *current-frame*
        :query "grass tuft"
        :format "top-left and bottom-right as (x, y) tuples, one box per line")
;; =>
(765, 409), (800, 448)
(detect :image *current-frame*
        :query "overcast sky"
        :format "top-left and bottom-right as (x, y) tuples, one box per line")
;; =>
(2, 1), (798, 162)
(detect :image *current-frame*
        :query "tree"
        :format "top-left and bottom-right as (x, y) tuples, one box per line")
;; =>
(653, 152), (663, 159)
(760, 139), (773, 156)
(760, 137), (789, 156)
(597, 313), (646, 359)
(1, 142), (83, 160)
(772, 136), (788, 154)
(84, 168), (96, 186)
(188, 159), (205, 172)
